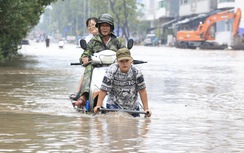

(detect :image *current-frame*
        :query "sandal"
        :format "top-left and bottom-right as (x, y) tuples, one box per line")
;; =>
(76, 96), (86, 108)
(69, 93), (80, 101)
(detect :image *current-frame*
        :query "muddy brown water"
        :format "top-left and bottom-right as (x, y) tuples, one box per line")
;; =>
(0, 41), (244, 152)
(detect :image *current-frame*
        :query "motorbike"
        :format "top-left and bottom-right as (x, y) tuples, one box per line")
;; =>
(70, 39), (148, 116)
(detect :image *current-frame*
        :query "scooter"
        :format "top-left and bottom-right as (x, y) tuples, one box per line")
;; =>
(70, 39), (148, 115)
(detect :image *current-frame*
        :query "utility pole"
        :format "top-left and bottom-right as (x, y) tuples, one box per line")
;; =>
(108, 0), (110, 13)
(83, 0), (86, 36)
(88, 0), (90, 18)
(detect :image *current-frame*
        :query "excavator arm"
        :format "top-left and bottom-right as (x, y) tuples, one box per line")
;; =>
(176, 8), (242, 49)
(232, 8), (241, 37)
(198, 9), (237, 39)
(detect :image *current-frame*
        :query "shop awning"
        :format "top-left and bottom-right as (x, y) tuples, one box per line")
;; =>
(174, 14), (207, 26)
(161, 18), (178, 27)
(147, 18), (179, 32)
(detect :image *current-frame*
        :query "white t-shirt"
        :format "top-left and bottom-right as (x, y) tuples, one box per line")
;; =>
(85, 34), (94, 43)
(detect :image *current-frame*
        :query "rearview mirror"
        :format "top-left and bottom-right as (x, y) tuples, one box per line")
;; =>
(127, 39), (134, 49)
(80, 39), (87, 50)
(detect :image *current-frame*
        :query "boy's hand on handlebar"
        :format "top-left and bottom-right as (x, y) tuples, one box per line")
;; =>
(93, 106), (101, 114)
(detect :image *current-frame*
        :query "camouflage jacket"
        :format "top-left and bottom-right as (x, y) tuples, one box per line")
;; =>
(81, 33), (126, 58)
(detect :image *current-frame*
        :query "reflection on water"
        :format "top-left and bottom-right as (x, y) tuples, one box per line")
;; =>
(0, 112), (151, 152)
(0, 42), (244, 152)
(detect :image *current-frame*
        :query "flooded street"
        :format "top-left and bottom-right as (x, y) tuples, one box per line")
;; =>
(0, 41), (244, 153)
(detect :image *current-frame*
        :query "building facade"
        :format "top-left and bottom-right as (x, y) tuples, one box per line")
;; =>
(142, 0), (243, 48)
(179, 0), (218, 16)
(143, 0), (179, 44)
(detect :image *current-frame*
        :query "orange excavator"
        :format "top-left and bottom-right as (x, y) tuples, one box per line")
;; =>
(176, 8), (242, 49)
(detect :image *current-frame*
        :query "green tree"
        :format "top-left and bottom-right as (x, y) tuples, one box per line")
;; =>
(98, 0), (149, 41)
(36, 0), (149, 42)
(0, 0), (57, 63)
(37, 0), (109, 38)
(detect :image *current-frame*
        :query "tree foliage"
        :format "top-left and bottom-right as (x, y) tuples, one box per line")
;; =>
(37, 0), (149, 41)
(0, 0), (150, 62)
(0, 0), (57, 63)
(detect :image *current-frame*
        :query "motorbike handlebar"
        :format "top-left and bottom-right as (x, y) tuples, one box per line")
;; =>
(70, 60), (147, 66)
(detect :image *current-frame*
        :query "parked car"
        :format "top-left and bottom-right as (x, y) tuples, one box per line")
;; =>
(21, 39), (30, 45)
(144, 34), (158, 46)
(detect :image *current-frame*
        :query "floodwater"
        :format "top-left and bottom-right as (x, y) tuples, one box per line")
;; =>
(0, 41), (244, 153)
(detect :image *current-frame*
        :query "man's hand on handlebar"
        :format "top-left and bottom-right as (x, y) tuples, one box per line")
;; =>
(81, 57), (89, 65)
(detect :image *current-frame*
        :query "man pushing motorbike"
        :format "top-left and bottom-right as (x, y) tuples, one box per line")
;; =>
(93, 48), (152, 118)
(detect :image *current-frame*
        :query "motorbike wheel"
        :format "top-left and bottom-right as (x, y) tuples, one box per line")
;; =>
(179, 43), (187, 49)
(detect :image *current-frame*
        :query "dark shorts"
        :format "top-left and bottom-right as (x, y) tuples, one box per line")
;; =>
(106, 103), (140, 117)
